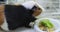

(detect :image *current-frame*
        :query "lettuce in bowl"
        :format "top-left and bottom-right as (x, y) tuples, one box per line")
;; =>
(39, 19), (54, 29)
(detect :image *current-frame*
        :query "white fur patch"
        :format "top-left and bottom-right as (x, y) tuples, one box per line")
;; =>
(22, 1), (36, 9)
(1, 18), (9, 31)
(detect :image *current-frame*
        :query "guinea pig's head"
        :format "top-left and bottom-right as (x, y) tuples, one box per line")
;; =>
(32, 6), (42, 17)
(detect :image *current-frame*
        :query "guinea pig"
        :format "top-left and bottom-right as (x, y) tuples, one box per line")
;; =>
(0, 1), (43, 31)
(0, 5), (5, 31)
(0, 5), (4, 25)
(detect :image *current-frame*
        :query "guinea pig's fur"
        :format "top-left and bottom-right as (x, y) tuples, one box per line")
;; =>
(0, 4), (42, 31)
(0, 5), (6, 31)
(0, 5), (4, 25)
(4, 5), (36, 31)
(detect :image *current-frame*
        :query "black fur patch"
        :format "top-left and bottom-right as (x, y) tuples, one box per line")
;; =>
(5, 5), (36, 30)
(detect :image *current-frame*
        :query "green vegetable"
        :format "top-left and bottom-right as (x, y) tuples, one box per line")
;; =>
(40, 19), (54, 28)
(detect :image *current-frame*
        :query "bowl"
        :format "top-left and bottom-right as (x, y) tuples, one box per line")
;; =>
(34, 18), (60, 32)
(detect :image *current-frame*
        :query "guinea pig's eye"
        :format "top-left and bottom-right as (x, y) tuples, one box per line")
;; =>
(38, 8), (41, 10)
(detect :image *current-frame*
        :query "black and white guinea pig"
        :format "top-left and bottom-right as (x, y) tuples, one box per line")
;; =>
(0, 1), (43, 31)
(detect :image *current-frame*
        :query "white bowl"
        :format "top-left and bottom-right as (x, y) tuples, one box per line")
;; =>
(34, 18), (60, 32)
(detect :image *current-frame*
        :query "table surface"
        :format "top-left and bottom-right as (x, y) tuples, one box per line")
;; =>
(14, 27), (34, 32)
